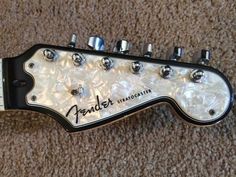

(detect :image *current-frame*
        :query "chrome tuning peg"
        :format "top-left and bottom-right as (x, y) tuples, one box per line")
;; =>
(101, 57), (114, 70)
(72, 53), (86, 66)
(198, 49), (211, 65)
(190, 49), (211, 83)
(190, 69), (205, 83)
(160, 46), (183, 79)
(129, 42), (150, 74)
(68, 33), (78, 48)
(160, 65), (173, 79)
(130, 61), (144, 74)
(43, 49), (58, 62)
(88, 36), (105, 51)
(143, 43), (153, 57)
(114, 40), (130, 54)
(169, 46), (184, 61)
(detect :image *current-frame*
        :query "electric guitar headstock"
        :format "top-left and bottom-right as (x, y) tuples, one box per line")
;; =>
(1, 34), (234, 132)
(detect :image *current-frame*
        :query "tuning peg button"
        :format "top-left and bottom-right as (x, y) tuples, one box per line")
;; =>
(88, 36), (105, 51)
(71, 85), (84, 96)
(190, 50), (211, 83)
(68, 33), (78, 48)
(169, 47), (184, 61)
(198, 50), (211, 65)
(114, 40), (130, 54)
(190, 69), (205, 83)
(143, 43), (153, 57)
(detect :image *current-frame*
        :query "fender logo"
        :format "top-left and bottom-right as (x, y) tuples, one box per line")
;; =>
(66, 89), (152, 124)
(66, 95), (114, 124)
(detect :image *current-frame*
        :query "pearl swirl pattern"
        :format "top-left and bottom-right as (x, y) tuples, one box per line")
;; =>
(24, 49), (231, 127)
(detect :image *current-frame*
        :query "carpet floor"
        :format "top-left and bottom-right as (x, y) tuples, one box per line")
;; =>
(0, 0), (235, 176)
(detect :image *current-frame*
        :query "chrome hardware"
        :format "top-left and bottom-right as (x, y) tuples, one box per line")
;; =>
(68, 33), (78, 48)
(88, 36), (105, 51)
(190, 50), (209, 83)
(160, 65), (173, 79)
(130, 61), (143, 74)
(114, 40), (130, 54)
(160, 47), (182, 78)
(169, 47), (184, 61)
(72, 53), (86, 66)
(101, 57), (113, 70)
(190, 69), (205, 83)
(143, 43), (153, 57)
(198, 50), (211, 65)
(43, 49), (58, 62)
(71, 86), (84, 96)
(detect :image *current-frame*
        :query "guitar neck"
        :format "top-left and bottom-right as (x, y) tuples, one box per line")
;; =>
(0, 59), (5, 111)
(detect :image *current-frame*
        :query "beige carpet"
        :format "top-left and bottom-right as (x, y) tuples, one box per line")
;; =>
(0, 0), (236, 176)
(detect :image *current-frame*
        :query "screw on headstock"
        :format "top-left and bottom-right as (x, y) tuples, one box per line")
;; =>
(28, 63), (34, 68)
(31, 95), (37, 101)
(70, 86), (84, 96)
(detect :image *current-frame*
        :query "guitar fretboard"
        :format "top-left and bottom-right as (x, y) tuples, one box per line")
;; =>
(0, 59), (5, 110)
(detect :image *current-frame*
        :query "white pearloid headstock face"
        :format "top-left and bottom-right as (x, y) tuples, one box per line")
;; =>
(23, 46), (233, 131)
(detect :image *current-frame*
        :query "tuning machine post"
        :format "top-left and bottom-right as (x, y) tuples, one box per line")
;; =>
(113, 39), (142, 74)
(160, 46), (184, 79)
(130, 43), (153, 74)
(190, 50), (211, 83)
(70, 85), (84, 97)
(43, 49), (58, 62)
(160, 65), (173, 79)
(129, 41), (152, 74)
(87, 36), (114, 70)
(72, 53), (86, 66)
(168, 46), (184, 61)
